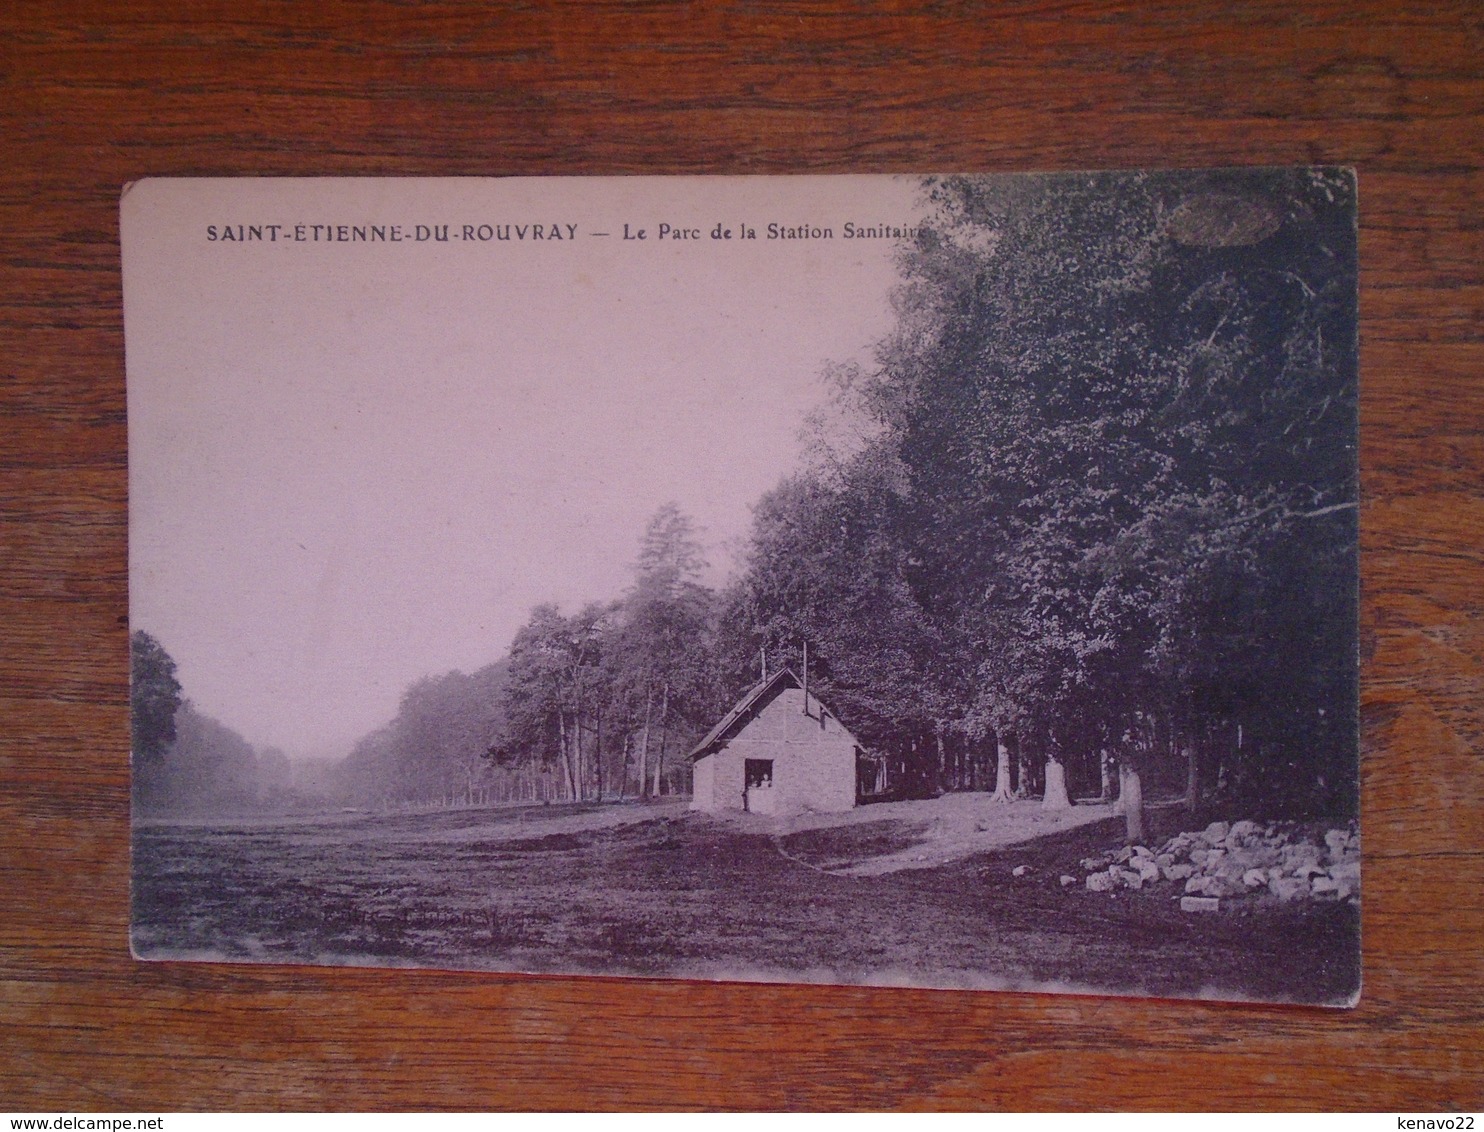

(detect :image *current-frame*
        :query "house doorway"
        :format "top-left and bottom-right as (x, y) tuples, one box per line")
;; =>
(744, 758), (775, 813)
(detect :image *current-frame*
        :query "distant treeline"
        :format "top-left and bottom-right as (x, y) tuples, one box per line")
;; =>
(336, 502), (726, 810)
(133, 170), (1357, 825)
(130, 631), (336, 817)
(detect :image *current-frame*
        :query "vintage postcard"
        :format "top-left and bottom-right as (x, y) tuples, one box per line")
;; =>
(124, 172), (1359, 1003)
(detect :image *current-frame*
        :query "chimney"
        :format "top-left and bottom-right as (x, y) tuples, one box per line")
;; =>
(802, 640), (809, 715)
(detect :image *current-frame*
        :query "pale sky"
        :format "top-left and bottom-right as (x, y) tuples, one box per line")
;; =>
(123, 176), (926, 759)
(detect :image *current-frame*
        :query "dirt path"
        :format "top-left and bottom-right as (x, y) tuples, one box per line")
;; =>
(753, 793), (1119, 876)
(415, 791), (1116, 872)
(422, 798), (691, 843)
(842, 796), (1116, 875)
(415, 791), (1119, 874)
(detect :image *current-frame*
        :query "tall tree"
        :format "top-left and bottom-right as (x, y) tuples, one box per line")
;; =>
(130, 630), (182, 763)
(611, 504), (716, 798)
(493, 602), (613, 802)
(729, 461), (963, 794)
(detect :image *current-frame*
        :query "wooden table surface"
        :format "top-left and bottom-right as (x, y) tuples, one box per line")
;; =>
(3, 0), (1480, 1112)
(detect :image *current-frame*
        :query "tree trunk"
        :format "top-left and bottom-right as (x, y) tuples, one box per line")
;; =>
(935, 727), (946, 796)
(990, 731), (1013, 803)
(574, 711), (586, 803)
(557, 712), (577, 802)
(1043, 754), (1071, 810)
(618, 732), (630, 801)
(1099, 747), (1115, 802)
(578, 716), (588, 802)
(584, 712), (596, 801)
(1119, 760), (1145, 845)
(638, 685), (652, 800)
(652, 681), (669, 798)
(1184, 742), (1198, 815)
(1014, 733), (1033, 799)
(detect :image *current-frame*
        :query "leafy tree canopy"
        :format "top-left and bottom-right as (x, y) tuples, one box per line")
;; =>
(130, 630), (182, 763)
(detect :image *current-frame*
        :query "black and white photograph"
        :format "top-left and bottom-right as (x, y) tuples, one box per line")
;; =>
(124, 170), (1359, 1005)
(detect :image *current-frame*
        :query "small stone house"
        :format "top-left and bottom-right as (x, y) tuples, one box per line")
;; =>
(689, 668), (861, 815)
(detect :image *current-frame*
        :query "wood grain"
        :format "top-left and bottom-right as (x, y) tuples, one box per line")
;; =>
(2, 0), (1480, 1111)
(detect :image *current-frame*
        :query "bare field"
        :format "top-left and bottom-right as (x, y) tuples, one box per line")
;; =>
(131, 795), (1360, 1003)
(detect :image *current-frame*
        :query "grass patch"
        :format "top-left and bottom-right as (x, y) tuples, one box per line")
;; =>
(778, 819), (930, 870)
(132, 800), (1359, 1003)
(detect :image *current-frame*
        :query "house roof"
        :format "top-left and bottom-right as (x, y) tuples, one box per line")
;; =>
(689, 667), (851, 761)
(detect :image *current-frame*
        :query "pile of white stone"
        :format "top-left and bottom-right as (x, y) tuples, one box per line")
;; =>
(1070, 819), (1360, 911)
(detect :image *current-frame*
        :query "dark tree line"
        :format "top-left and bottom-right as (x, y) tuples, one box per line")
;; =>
(722, 169), (1358, 828)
